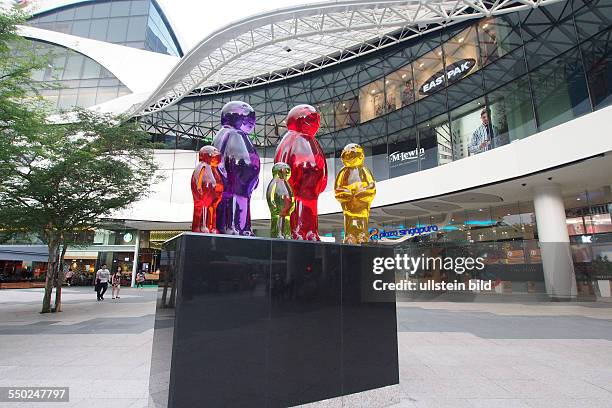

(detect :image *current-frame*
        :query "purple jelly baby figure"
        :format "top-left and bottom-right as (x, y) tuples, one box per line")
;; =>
(212, 101), (260, 236)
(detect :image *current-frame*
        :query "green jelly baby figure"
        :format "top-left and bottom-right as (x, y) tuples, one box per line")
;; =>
(266, 162), (295, 239)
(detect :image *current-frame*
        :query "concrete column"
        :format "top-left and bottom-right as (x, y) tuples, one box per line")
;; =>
(533, 184), (577, 299)
(130, 232), (140, 288)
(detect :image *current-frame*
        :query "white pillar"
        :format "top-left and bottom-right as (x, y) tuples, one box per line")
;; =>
(533, 184), (577, 299)
(131, 232), (140, 288)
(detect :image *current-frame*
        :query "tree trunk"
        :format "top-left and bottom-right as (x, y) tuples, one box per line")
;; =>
(54, 243), (68, 313)
(41, 237), (59, 314)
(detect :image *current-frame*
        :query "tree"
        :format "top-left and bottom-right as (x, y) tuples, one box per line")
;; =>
(0, 108), (160, 313)
(0, 9), (160, 313)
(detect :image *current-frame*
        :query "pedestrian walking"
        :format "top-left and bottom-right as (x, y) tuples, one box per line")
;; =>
(111, 268), (122, 299)
(136, 271), (145, 288)
(65, 268), (74, 286)
(95, 264), (110, 301)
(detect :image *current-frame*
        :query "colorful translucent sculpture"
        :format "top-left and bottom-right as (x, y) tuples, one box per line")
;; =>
(266, 162), (295, 239)
(191, 145), (224, 233)
(274, 104), (328, 241)
(212, 101), (260, 236)
(334, 143), (376, 244)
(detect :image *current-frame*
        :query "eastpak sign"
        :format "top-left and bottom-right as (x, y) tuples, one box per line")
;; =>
(419, 58), (476, 96)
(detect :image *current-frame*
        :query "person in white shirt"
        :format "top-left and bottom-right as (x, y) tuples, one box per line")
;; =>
(95, 264), (110, 301)
(468, 108), (498, 156)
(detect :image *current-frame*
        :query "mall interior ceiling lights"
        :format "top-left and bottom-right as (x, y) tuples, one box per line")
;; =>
(134, 0), (563, 117)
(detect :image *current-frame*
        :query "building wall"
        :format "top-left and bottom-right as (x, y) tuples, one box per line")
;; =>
(132, 0), (612, 221)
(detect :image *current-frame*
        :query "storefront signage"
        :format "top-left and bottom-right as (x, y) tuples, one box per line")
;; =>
(419, 58), (476, 95)
(388, 148), (425, 166)
(370, 225), (439, 241)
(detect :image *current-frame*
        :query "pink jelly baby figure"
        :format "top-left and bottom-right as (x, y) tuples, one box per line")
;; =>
(274, 104), (328, 241)
(212, 101), (260, 236)
(191, 145), (224, 233)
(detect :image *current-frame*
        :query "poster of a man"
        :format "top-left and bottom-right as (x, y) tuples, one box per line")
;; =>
(468, 108), (498, 156)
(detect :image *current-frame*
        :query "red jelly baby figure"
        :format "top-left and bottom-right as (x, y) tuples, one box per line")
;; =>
(191, 145), (224, 233)
(274, 104), (328, 241)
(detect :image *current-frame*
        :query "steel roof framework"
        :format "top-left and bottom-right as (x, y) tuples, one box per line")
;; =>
(136, 0), (562, 116)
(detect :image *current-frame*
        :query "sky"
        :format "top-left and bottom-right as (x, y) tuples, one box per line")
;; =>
(157, 0), (316, 51)
(0, 0), (319, 52)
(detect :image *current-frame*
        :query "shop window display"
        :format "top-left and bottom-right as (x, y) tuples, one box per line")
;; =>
(478, 16), (523, 66)
(385, 66), (415, 111)
(486, 76), (536, 144)
(450, 98), (510, 160)
(335, 96), (360, 130)
(413, 47), (446, 100)
(443, 26), (480, 76)
(359, 79), (386, 122)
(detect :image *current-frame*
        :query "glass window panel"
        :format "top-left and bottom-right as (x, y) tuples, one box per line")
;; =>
(33, 22), (54, 31)
(487, 76), (537, 144)
(53, 21), (73, 34)
(57, 88), (78, 110)
(443, 26), (480, 78)
(74, 5), (94, 20)
(520, 2), (573, 41)
(118, 86), (131, 97)
(55, 8), (75, 21)
(524, 25), (578, 71)
(387, 128), (418, 178)
(361, 136), (388, 181)
(62, 54), (84, 80)
(483, 47), (527, 92)
(314, 102), (334, 134)
(107, 18), (129, 42)
(530, 50), (591, 131)
(76, 88), (98, 107)
(38, 13), (56, 23)
(90, 19), (109, 41)
(573, 0), (612, 41)
(110, 1), (131, 17)
(478, 16), (523, 66)
(385, 66), (415, 111)
(81, 58), (101, 79)
(418, 114), (451, 170)
(46, 55), (67, 80)
(92, 3), (112, 18)
(359, 80), (386, 122)
(413, 47), (445, 100)
(95, 87), (119, 105)
(71, 20), (91, 37)
(130, 0), (150, 15)
(581, 29), (612, 110)
(126, 16), (147, 41)
(335, 96), (359, 130)
(99, 78), (120, 87)
(40, 89), (60, 109)
(450, 98), (488, 161)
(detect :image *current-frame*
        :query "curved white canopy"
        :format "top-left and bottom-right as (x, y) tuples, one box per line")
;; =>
(134, 0), (562, 116)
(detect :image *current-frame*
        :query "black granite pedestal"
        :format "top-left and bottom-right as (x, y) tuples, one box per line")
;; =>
(149, 233), (399, 408)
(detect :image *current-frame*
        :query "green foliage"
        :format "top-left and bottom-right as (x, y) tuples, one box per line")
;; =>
(0, 108), (160, 242)
(0, 8), (160, 312)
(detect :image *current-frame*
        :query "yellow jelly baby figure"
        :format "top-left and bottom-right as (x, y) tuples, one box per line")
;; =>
(334, 143), (376, 244)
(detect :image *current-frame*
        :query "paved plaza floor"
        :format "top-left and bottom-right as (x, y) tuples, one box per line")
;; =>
(0, 288), (611, 408)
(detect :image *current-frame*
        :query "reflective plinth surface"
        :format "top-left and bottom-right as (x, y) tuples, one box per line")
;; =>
(149, 234), (399, 408)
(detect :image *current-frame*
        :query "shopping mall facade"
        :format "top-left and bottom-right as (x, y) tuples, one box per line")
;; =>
(1, 0), (611, 298)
